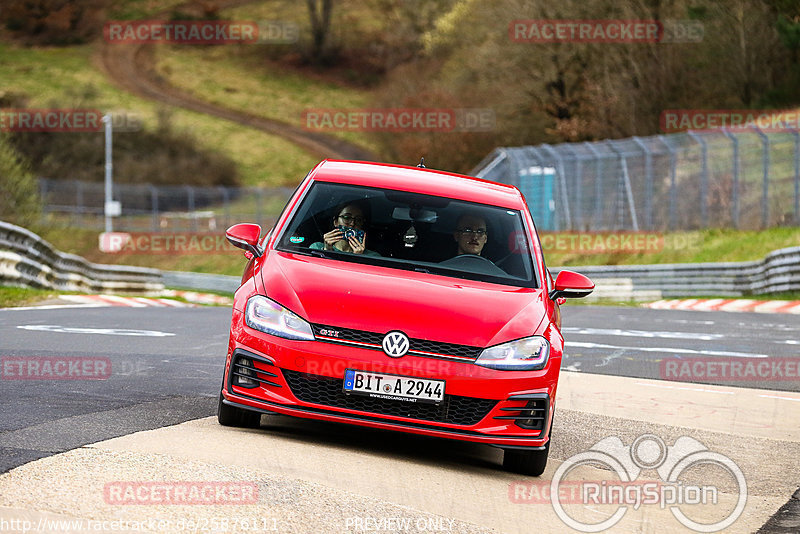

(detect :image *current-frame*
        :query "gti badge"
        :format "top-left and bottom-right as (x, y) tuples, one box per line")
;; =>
(382, 331), (410, 358)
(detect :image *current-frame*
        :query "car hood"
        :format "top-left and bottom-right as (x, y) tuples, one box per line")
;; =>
(261, 252), (547, 348)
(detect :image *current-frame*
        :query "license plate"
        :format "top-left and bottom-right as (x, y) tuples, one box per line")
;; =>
(343, 369), (445, 404)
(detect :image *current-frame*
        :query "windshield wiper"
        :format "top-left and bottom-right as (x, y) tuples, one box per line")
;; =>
(292, 248), (332, 259)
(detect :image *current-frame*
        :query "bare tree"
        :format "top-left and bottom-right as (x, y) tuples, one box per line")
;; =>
(306, 0), (334, 63)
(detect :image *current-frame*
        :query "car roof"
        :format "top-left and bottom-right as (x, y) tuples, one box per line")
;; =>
(309, 160), (526, 210)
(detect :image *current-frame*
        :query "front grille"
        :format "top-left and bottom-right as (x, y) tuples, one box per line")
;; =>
(311, 324), (482, 361)
(283, 369), (496, 426)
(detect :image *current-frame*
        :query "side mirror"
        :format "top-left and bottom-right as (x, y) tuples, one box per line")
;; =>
(226, 223), (262, 258)
(549, 270), (594, 300)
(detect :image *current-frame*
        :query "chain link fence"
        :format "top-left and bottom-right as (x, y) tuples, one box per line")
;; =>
(472, 128), (800, 231)
(38, 178), (295, 232)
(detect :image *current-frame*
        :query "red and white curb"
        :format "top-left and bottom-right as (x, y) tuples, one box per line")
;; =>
(645, 298), (800, 314)
(59, 295), (196, 308)
(161, 290), (232, 306)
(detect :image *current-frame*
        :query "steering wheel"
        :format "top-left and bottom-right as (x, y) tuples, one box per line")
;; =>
(440, 254), (496, 267)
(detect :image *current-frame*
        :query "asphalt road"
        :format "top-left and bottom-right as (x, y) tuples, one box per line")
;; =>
(0, 306), (231, 472)
(561, 305), (800, 391)
(0, 303), (797, 475)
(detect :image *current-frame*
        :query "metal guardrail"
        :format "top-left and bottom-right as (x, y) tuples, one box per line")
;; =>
(3, 220), (797, 301)
(0, 221), (163, 294)
(162, 271), (240, 293)
(553, 246), (800, 300)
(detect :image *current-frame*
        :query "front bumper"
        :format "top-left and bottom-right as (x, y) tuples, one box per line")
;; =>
(223, 322), (558, 449)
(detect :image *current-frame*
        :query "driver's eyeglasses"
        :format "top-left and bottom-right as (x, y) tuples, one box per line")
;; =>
(338, 214), (365, 225)
(458, 228), (487, 237)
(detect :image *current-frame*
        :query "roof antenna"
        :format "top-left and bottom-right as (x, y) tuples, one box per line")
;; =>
(417, 157), (426, 168)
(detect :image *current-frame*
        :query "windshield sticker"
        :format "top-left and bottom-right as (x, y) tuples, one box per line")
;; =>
(289, 236), (305, 243)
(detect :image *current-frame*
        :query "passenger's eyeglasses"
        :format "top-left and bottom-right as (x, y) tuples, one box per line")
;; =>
(338, 214), (365, 225)
(458, 228), (487, 237)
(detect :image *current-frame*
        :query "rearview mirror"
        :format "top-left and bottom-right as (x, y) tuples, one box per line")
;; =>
(226, 223), (262, 258)
(392, 207), (438, 223)
(549, 270), (594, 300)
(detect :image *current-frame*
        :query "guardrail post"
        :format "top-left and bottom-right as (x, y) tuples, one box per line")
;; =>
(721, 128), (740, 229)
(751, 126), (770, 228)
(687, 131), (709, 227)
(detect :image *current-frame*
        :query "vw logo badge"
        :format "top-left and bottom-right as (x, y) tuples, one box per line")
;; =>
(382, 331), (410, 358)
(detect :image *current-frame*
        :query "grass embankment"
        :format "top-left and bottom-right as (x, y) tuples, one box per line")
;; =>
(0, 286), (62, 307)
(0, 43), (316, 186)
(155, 47), (378, 155)
(546, 227), (800, 267)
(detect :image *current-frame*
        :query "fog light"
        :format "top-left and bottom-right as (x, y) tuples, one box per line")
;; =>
(234, 358), (257, 387)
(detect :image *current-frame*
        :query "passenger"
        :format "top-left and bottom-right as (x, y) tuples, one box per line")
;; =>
(453, 213), (488, 256)
(310, 202), (381, 256)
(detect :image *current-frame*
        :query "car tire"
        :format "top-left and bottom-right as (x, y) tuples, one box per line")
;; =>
(217, 392), (261, 428)
(502, 439), (550, 477)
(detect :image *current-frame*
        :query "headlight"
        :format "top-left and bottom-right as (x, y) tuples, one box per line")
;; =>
(475, 336), (550, 371)
(245, 296), (314, 341)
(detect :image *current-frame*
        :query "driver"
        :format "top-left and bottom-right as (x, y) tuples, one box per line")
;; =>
(453, 213), (488, 256)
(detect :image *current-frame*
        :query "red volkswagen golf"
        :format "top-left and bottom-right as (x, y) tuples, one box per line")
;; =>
(219, 160), (593, 476)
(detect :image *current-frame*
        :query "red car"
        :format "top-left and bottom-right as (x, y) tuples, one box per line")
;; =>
(219, 160), (593, 476)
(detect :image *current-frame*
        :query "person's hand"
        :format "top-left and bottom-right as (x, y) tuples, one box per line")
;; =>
(323, 228), (343, 249)
(348, 233), (365, 254)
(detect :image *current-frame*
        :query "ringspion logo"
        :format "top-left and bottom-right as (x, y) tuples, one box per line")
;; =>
(548, 434), (746, 532)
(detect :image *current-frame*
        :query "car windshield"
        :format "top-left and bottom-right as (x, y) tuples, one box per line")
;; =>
(275, 182), (538, 288)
